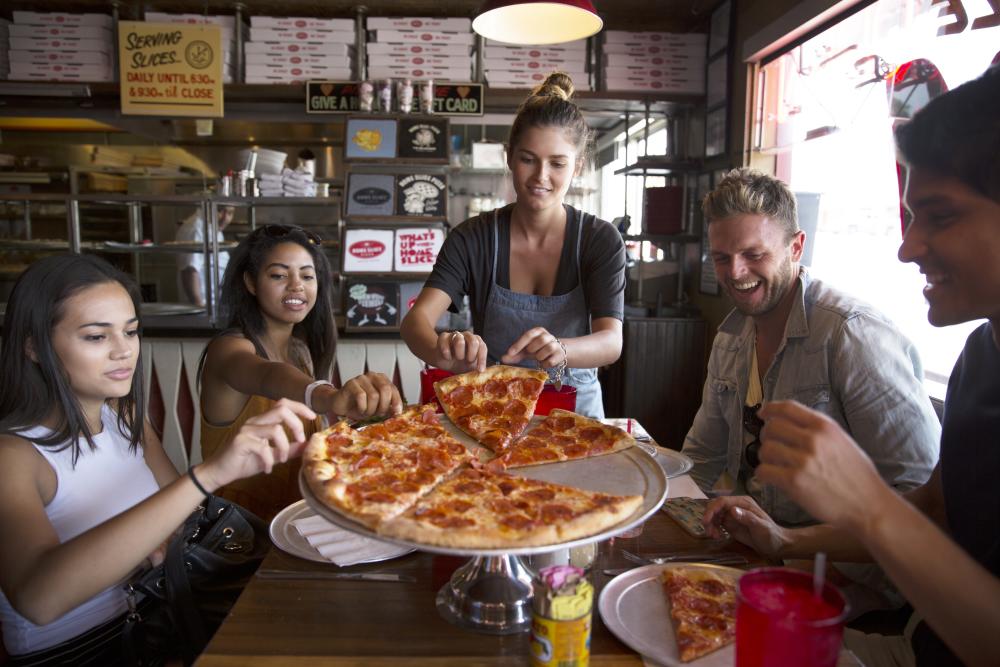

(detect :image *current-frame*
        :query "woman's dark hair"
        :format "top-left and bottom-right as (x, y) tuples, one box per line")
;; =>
(507, 71), (593, 162)
(0, 254), (145, 463)
(895, 66), (1000, 203)
(210, 225), (336, 381)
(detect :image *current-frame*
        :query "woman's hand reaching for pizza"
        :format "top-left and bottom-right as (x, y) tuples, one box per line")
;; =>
(703, 495), (789, 558)
(501, 327), (567, 369)
(197, 399), (316, 491)
(436, 330), (488, 372)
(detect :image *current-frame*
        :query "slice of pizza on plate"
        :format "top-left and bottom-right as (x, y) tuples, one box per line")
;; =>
(661, 566), (738, 662)
(487, 408), (636, 470)
(302, 420), (472, 529)
(379, 467), (643, 548)
(434, 365), (548, 453)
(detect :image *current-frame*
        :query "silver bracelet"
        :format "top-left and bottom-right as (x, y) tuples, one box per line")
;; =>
(304, 380), (334, 412)
(553, 338), (568, 384)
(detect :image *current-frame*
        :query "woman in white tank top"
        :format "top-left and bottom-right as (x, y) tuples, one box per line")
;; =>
(0, 255), (317, 664)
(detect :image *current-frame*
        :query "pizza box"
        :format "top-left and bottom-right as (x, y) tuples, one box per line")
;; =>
(605, 65), (700, 79)
(10, 37), (111, 53)
(485, 69), (568, 84)
(394, 227), (444, 273)
(12, 11), (113, 28)
(10, 69), (114, 82)
(245, 52), (351, 67)
(244, 41), (354, 56)
(604, 52), (704, 67)
(250, 27), (355, 44)
(143, 13), (238, 30)
(9, 49), (111, 65)
(11, 61), (112, 76)
(482, 58), (587, 74)
(603, 41), (705, 56)
(343, 228), (395, 272)
(250, 16), (354, 31)
(604, 77), (704, 94)
(485, 38), (587, 52)
(9, 24), (112, 40)
(367, 17), (470, 32)
(366, 42), (470, 56)
(488, 81), (593, 91)
(603, 31), (707, 47)
(245, 64), (353, 80)
(367, 53), (469, 68)
(369, 30), (475, 46)
(368, 65), (472, 80)
(483, 45), (588, 60)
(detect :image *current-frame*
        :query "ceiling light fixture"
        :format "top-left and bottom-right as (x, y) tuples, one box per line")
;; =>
(472, 0), (603, 46)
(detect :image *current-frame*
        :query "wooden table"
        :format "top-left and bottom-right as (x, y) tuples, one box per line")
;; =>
(196, 476), (766, 667)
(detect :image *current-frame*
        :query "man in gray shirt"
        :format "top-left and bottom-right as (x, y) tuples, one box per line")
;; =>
(682, 168), (940, 613)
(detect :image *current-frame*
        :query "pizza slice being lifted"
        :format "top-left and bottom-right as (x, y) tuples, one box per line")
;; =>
(302, 420), (472, 529)
(434, 365), (548, 453)
(363, 403), (467, 449)
(661, 566), (738, 662)
(379, 467), (643, 548)
(486, 408), (636, 471)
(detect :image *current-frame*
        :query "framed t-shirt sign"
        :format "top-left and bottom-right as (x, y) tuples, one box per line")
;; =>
(344, 280), (400, 331)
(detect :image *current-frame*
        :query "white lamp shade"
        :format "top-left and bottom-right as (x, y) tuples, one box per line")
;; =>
(473, 0), (604, 45)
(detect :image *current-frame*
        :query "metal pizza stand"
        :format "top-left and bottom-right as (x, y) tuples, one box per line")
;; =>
(299, 418), (669, 635)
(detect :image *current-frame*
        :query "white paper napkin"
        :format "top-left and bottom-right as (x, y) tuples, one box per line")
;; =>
(291, 514), (408, 566)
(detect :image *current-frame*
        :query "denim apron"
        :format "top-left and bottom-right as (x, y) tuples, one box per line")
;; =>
(480, 209), (604, 418)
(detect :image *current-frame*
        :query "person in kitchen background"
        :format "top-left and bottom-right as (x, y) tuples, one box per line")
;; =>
(400, 71), (626, 419)
(176, 203), (236, 308)
(0, 253), (315, 664)
(198, 223), (402, 520)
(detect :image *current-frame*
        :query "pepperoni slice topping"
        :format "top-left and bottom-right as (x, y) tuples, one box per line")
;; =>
(549, 416), (576, 432)
(484, 379), (508, 398)
(589, 437), (614, 454)
(563, 443), (589, 458)
(515, 378), (544, 398)
(540, 503), (576, 522)
(696, 579), (729, 596)
(430, 515), (476, 529)
(454, 480), (486, 495)
(362, 491), (396, 504)
(578, 427), (604, 441)
(446, 385), (473, 407)
(503, 400), (528, 417)
(482, 400), (504, 416)
(445, 499), (474, 513)
(498, 481), (517, 496)
(522, 488), (556, 502)
(499, 513), (535, 530)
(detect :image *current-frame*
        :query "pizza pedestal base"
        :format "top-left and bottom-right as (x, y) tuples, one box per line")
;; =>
(436, 554), (535, 634)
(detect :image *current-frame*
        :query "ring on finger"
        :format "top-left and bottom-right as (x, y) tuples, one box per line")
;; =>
(451, 331), (463, 342)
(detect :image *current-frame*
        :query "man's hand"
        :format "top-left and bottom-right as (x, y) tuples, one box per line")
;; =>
(703, 495), (789, 557)
(755, 400), (895, 534)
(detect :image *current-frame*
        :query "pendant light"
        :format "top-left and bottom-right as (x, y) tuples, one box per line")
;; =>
(473, 0), (604, 45)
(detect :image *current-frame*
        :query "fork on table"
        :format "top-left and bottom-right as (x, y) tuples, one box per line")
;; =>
(620, 549), (748, 567)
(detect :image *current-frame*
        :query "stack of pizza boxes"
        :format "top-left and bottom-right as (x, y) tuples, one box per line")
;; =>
(246, 16), (355, 84)
(602, 31), (706, 94)
(144, 12), (243, 84)
(7, 11), (114, 82)
(482, 38), (591, 90)
(365, 17), (474, 82)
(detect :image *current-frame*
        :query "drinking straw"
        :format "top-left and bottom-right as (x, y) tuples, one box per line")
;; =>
(813, 552), (827, 599)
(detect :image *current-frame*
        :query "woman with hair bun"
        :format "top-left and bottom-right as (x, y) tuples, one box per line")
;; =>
(401, 72), (626, 418)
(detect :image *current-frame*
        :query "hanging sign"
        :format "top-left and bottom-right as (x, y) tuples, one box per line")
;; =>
(119, 21), (224, 117)
(307, 81), (484, 116)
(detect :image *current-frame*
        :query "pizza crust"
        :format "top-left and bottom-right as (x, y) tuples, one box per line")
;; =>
(661, 567), (738, 662)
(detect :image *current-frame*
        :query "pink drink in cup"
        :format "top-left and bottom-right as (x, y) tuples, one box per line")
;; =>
(736, 567), (849, 667)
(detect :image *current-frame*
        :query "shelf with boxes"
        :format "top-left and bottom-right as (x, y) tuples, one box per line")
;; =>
(340, 113), (451, 334)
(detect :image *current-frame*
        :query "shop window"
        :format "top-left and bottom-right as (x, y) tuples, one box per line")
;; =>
(752, 0), (1000, 397)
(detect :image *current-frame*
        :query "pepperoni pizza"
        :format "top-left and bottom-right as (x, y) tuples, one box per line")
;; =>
(661, 566), (738, 662)
(486, 408), (636, 470)
(380, 467), (643, 548)
(434, 365), (548, 453)
(302, 420), (472, 529)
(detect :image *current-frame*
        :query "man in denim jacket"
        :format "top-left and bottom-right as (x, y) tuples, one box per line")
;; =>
(682, 169), (940, 612)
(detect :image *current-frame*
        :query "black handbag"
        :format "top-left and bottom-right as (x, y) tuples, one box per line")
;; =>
(123, 496), (269, 666)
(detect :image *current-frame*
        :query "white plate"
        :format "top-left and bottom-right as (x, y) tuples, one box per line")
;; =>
(599, 563), (741, 667)
(654, 447), (694, 479)
(269, 500), (413, 564)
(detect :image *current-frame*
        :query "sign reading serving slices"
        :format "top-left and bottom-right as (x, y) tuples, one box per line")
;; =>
(397, 117), (449, 160)
(118, 21), (223, 117)
(396, 174), (447, 217)
(394, 227), (444, 272)
(342, 229), (394, 273)
(346, 173), (395, 217)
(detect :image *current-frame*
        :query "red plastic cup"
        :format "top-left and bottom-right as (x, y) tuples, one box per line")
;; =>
(736, 567), (849, 667)
(418, 368), (576, 415)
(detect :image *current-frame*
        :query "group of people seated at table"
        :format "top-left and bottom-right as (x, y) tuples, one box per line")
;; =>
(0, 68), (996, 666)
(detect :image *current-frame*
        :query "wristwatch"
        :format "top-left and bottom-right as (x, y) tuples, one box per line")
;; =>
(304, 380), (334, 412)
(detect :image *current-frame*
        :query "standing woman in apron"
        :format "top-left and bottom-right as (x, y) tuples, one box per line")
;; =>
(401, 72), (626, 418)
